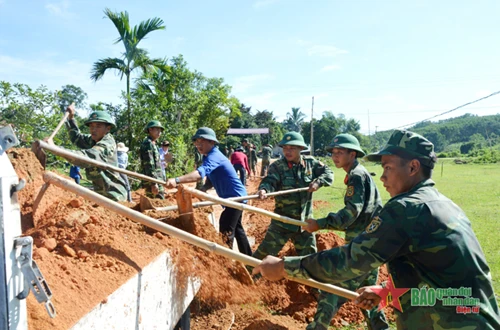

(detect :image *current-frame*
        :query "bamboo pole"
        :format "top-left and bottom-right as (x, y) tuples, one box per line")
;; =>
(184, 187), (307, 227)
(37, 140), (165, 185)
(42, 172), (358, 300)
(153, 187), (310, 212)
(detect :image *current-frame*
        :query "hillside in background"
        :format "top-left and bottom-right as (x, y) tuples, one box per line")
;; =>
(370, 113), (500, 154)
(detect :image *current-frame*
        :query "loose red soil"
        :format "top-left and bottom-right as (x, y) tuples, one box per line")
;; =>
(9, 150), (393, 329)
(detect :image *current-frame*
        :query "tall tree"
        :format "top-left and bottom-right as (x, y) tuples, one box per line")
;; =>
(284, 107), (306, 132)
(57, 84), (88, 112)
(90, 8), (166, 145)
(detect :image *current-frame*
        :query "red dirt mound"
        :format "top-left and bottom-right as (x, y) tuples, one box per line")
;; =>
(10, 150), (393, 329)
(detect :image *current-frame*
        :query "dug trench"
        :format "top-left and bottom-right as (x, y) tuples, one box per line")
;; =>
(9, 148), (393, 329)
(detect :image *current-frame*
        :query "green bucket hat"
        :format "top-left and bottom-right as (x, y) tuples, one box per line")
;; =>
(84, 111), (115, 128)
(192, 127), (219, 143)
(278, 132), (307, 148)
(326, 133), (365, 157)
(144, 120), (165, 133)
(365, 129), (437, 168)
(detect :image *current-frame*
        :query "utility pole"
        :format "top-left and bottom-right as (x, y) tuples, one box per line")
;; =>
(310, 96), (314, 156)
(367, 109), (371, 137)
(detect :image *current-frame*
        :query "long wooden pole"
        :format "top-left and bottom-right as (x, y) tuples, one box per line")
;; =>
(185, 187), (307, 227)
(154, 187), (310, 212)
(38, 140), (165, 185)
(42, 172), (357, 300)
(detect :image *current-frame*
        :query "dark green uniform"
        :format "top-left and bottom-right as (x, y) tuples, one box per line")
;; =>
(139, 136), (165, 198)
(284, 179), (500, 329)
(250, 147), (258, 174)
(252, 154), (334, 330)
(66, 118), (127, 202)
(194, 147), (204, 190)
(313, 160), (388, 329)
(260, 145), (273, 176)
(283, 129), (500, 330)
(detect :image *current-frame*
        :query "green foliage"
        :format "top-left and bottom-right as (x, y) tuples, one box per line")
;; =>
(91, 8), (167, 147)
(378, 113), (500, 153)
(58, 84), (88, 112)
(283, 107), (306, 132)
(0, 81), (66, 147)
(468, 148), (500, 163)
(302, 112), (361, 151)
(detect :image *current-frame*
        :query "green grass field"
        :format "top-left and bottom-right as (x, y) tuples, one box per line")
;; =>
(312, 158), (500, 297)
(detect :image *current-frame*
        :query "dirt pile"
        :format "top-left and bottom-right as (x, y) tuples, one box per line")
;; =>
(10, 149), (257, 329)
(10, 149), (392, 329)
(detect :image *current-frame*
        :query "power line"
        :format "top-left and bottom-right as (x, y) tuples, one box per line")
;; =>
(393, 90), (500, 130)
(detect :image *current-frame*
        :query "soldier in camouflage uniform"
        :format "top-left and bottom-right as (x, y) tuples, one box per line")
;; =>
(61, 104), (127, 202)
(253, 130), (500, 330)
(260, 143), (273, 177)
(250, 144), (258, 177)
(140, 120), (165, 199)
(252, 132), (335, 330)
(194, 146), (205, 190)
(305, 134), (388, 330)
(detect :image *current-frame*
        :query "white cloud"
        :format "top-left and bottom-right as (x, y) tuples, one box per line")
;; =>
(296, 40), (348, 57)
(45, 0), (74, 19)
(232, 74), (274, 94)
(253, 0), (279, 9)
(320, 65), (341, 72)
(0, 55), (124, 108)
(475, 90), (492, 98)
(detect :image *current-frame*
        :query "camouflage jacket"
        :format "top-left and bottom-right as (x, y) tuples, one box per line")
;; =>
(250, 148), (258, 166)
(140, 136), (164, 189)
(261, 146), (273, 160)
(316, 160), (382, 242)
(284, 179), (500, 329)
(259, 156), (333, 230)
(66, 119), (127, 202)
(194, 147), (203, 167)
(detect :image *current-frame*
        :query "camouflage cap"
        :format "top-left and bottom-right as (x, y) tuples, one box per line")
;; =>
(192, 127), (219, 143)
(326, 133), (365, 157)
(144, 120), (165, 133)
(278, 132), (307, 148)
(365, 129), (436, 168)
(84, 111), (115, 128)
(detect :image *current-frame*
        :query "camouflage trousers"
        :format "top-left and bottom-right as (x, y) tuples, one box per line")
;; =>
(260, 159), (270, 177)
(252, 220), (317, 260)
(144, 183), (165, 200)
(307, 268), (389, 330)
(253, 222), (388, 330)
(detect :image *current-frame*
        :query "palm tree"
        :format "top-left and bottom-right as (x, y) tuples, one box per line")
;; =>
(285, 107), (306, 132)
(91, 8), (166, 145)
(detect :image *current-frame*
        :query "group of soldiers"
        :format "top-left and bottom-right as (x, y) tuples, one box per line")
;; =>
(49, 106), (499, 329)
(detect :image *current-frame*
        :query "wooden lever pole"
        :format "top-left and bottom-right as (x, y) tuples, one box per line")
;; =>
(42, 172), (358, 300)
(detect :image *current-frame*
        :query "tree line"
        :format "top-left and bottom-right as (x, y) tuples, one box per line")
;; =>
(1, 8), (499, 177)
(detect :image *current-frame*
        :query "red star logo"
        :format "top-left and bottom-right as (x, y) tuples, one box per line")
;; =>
(370, 274), (409, 312)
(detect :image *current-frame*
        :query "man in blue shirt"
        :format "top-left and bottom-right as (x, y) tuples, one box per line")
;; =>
(165, 127), (252, 256)
(69, 165), (82, 184)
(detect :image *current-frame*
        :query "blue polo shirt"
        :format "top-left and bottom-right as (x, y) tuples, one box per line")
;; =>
(197, 146), (247, 199)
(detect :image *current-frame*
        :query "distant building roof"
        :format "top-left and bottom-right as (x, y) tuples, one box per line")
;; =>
(227, 128), (269, 134)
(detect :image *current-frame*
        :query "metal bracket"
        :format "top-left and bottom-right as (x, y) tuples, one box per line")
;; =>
(14, 237), (56, 318)
(0, 125), (19, 154)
